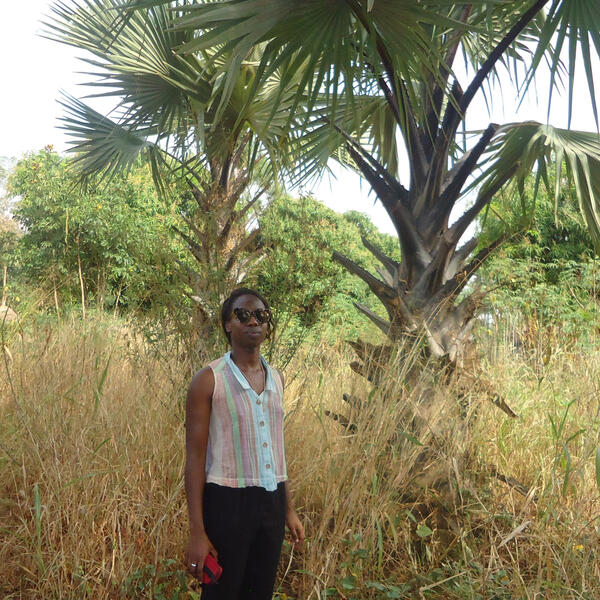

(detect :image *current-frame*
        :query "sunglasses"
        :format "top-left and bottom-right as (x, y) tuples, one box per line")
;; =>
(232, 307), (272, 324)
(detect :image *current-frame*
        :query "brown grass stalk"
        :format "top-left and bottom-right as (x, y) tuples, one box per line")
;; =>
(1, 315), (600, 599)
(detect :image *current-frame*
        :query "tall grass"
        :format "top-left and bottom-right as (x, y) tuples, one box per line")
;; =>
(2, 314), (600, 599)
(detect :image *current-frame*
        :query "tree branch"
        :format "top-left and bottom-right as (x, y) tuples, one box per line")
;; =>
(412, 238), (453, 300)
(449, 166), (517, 245)
(459, 0), (550, 116)
(416, 80), (463, 217)
(353, 302), (392, 336)
(172, 225), (206, 265)
(224, 227), (261, 272)
(230, 131), (252, 173)
(421, 4), (473, 159)
(444, 236), (479, 281)
(218, 152), (233, 191)
(433, 235), (506, 304)
(327, 119), (409, 202)
(349, 1), (428, 185)
(346, 145), (429, 272)
(218, 182), (264, 249)
(361, 235), (400, 276)
(333, 250), (396, 304)
(431, 123), (499, 232)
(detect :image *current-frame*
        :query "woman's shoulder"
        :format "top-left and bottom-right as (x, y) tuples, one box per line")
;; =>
(188, 353), (231, 396)
(208, 353), (229, 373)
(266, 362), (284, 390)
(187, 365), (216, 401)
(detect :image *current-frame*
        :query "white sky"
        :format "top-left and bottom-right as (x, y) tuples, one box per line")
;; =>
(1, 1), (599, 235)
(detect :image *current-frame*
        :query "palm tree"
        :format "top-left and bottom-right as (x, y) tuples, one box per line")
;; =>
(47, 0), (299, 348)
(117, 0), (600, 372)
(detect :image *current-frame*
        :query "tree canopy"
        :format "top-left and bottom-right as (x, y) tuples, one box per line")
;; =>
(46, 0), (311, 347)
(52, 0), (600, 367)
(7, 148), (185, 312)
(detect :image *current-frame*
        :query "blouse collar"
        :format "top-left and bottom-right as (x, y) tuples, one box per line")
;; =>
(225, 351), (275, 393)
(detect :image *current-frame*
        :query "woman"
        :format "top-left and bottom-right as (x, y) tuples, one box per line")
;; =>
(185, 288), (305, 599)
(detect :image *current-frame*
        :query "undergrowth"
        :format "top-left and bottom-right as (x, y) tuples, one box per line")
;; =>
(1, 313), (600, 599)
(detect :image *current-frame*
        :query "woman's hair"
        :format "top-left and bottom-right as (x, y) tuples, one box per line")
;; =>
(220, 288), (273, 344)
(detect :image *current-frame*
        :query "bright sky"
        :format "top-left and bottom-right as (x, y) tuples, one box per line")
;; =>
(1, 1), (599, 235)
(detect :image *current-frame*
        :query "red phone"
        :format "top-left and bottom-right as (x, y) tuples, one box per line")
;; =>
(202, 553), (223, 585)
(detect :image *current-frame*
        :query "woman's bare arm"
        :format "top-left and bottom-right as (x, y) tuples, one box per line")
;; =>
(185, 366), (217, 576)
(276, 368), (305, 546)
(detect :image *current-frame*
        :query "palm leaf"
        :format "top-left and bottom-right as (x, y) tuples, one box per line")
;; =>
(155, 0), (473, 124)
(472, 121), (600, 250)
(522, 0), (600, 128)
(283, 93), (401, 185)
(47, 0), (211, 149)
(58, 92), (171, 194)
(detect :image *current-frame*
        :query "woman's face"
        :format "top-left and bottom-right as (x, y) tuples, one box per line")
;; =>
(225, 294), (270, 347)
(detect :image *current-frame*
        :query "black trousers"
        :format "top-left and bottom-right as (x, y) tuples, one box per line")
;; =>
(201, 482), (286, 600)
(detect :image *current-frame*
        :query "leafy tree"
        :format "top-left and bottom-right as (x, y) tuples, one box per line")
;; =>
(479, 169), (600, 343)
(7, 148), (184, 312)
(131, 0), (600, 371)
(2, 157), (22, 308)
(0, 214), (20, 308)
(8, 147), (401, 354)
(251, 195), (401, 363)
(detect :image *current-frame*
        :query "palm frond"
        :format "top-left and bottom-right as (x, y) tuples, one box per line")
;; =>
(47, 0), (212, 148)
(282, 93), (402, 185)
(473, 121), (600, 250)
(58, 92), (171, 194)
(158, 0), (471, 125)
(522, 0), (600, 128)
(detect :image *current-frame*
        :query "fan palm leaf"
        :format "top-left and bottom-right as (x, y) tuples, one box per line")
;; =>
(522, 0), (600, 128)
(471, 122), (600, 249)
(47, 0), (307, 185)
(58, 92), (173, 193)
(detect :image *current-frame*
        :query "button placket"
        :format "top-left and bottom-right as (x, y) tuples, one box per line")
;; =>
(257, 392), (275, 483)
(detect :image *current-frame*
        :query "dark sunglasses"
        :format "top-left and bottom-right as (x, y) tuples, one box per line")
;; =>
(232, 307), (272, 324)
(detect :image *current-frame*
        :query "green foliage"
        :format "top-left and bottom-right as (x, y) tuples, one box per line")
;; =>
(328, 210), (400, 340)
(479, 170), (600, 341)
(0, 214), (20, 267)
(121, 559), (195, 600)
(6, 150), (403, 353)
(7, 148), (186, 312)
(257, 195), (344, 329)
(254, 194), (400, 357)
(0, 156), (20, 286)
(134, 0), (600, 361)
(48, 0), (313, 348)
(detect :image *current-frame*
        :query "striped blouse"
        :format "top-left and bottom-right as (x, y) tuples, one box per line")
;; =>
(205, 352), (287, 491)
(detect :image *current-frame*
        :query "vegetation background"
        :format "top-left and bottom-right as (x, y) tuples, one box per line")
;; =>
(2, 144), (600, 599)
(2, 1), (600, 599)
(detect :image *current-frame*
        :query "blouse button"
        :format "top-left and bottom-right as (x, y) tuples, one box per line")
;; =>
(263, 442), (268, 448)
(265, 464), (271, 469)
(256, 399), (262, 405)
(259, 421), (265, 427)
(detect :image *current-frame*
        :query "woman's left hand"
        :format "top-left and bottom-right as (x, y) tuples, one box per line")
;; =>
(286, 509), (305, 546)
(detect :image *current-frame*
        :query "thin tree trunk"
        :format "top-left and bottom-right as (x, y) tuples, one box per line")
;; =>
(113, 283), (123, 317)
(1, 264), (7, 306)
(77, 239), (86, 320)
(53, 276), (61, 321)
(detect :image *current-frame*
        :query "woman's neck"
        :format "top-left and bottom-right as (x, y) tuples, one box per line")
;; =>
(230, 345), (262, 371)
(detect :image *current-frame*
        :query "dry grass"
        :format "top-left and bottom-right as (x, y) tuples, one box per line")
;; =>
(2, 314), (600, 599)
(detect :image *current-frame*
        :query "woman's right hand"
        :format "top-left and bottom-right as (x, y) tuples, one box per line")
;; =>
(186, 532), (218, 579)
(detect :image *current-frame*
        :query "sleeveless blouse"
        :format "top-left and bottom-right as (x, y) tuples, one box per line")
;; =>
(206, 352), (287, 491)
